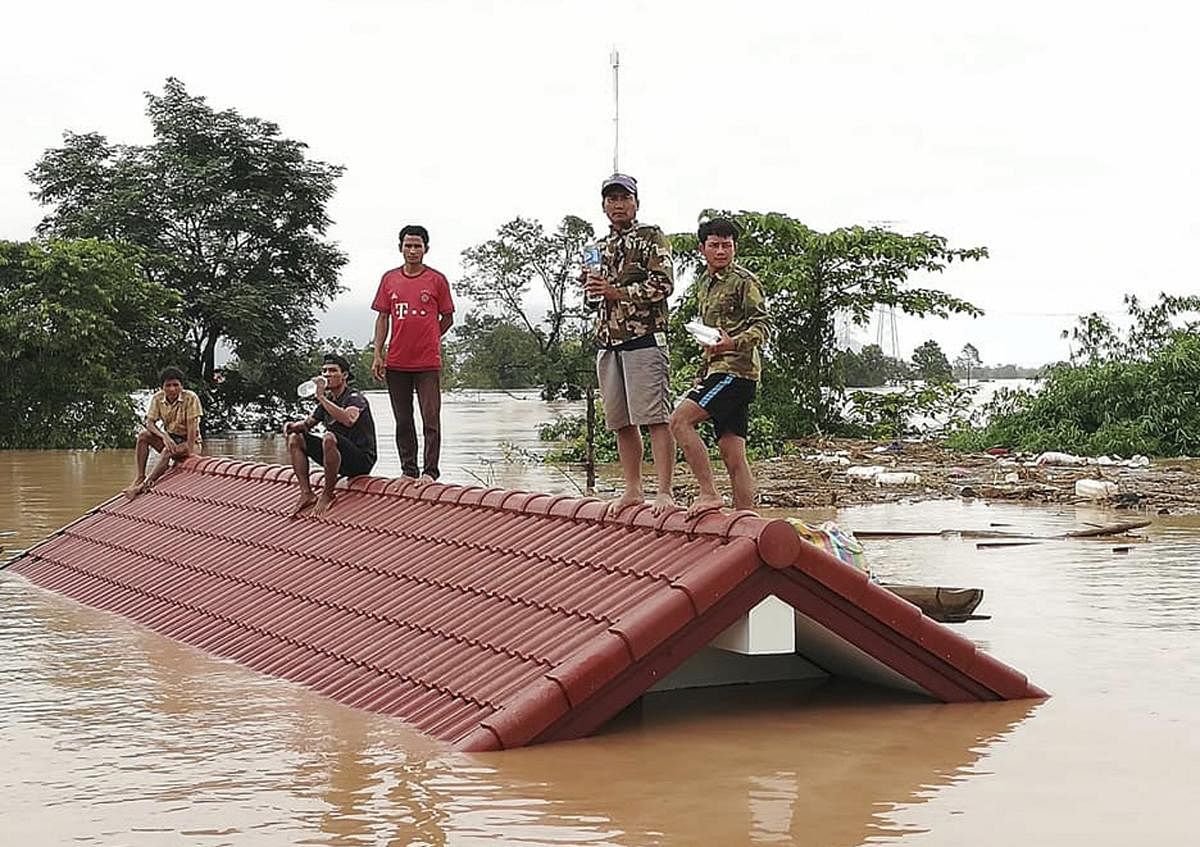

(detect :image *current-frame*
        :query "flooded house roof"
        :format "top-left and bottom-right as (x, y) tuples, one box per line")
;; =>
(5, 457), (1045, 750)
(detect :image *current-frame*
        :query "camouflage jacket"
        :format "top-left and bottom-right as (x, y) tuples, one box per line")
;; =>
(591, 220), (674, 348)
(696, 262), (772, 381)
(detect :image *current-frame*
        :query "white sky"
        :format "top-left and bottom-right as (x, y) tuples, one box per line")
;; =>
(3, 0), (1197, 366)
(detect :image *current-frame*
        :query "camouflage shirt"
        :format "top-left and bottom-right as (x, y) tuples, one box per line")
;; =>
(591, 220), (674, 348)
(696, 262), (772, 382)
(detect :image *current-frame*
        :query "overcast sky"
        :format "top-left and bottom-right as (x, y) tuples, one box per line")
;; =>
(4, 1), (1196, 366)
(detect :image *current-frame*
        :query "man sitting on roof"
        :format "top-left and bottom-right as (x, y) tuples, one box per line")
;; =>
(123, 366), (203, 500)
(283, 353), (378, 516)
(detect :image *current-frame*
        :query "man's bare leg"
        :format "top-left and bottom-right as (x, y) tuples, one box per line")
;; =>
(287, 433), (317, 516)
(670, 400), (724, 517)
(647, 422), (677, 514)
(313, 433), (342, 516)
(123, 430), (160, 500)
(138, 444), (178, 495)
(719, 433), (756, 512)
(606, 425), (646, 516)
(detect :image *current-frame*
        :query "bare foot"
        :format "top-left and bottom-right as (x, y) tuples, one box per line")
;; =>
(413, 474), (436, 488)
(605, 491), (644, 518)
(686, 494), (725, 519)
(289, 492), (318, 517)
(122, 481), (146, 501)
(312, 493), (335, 516)
(650, 492), (677, 515)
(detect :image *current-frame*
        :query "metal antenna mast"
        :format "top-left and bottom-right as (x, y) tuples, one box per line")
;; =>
(611, 48), (620, 172)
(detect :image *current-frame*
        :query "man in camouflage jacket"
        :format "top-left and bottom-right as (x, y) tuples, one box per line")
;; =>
(583, 173), (676, 515)
(669, 217), (772, 515)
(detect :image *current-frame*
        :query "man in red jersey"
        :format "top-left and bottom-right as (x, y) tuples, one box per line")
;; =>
(370, 224), (455, 485)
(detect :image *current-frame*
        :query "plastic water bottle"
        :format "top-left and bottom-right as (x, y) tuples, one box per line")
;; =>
(582, 243), (604, 304)
(296, 379), (319, 399)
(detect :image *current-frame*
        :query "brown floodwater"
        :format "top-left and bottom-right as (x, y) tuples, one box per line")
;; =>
(2, 392), (1198, 845)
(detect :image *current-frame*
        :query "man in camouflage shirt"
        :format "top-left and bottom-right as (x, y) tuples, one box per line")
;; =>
(583, 173), (676, 515)
(670, 217), (772, 516)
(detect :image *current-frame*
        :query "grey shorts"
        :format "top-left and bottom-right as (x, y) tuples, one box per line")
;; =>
(596, 344), (671, 430)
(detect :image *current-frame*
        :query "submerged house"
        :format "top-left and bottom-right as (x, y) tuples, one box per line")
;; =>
(6, 457), (1045, 750)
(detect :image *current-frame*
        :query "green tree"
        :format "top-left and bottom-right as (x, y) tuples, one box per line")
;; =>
(837, 343), (911, 387)
(444, 313), (546, 389)
(670, 211), (985, 433)
(954, 342), (982, 383)
(912, 339), (954, 383)
(27, 78), (347, 401)
(459, 215), (595, 375)
(0, 239), (182, 448)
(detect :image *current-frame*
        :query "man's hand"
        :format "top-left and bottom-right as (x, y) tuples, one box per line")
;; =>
(703, 329), (736, 356)
(371, 354), (386, 382)
(584, 272), (620, 301)
(312, 376), (328, 395)
(283, 420), (306, 436)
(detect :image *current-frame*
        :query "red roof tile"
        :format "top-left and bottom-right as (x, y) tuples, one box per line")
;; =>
(6, 457), (1045, 750)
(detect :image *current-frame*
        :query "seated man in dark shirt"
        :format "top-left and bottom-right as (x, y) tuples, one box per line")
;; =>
(283, 353), (378, 516)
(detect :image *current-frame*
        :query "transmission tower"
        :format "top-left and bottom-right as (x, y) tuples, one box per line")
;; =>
(874, 305), (900, 360)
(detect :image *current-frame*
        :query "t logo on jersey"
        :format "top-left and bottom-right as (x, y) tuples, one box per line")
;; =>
(392, 300), (409, 320)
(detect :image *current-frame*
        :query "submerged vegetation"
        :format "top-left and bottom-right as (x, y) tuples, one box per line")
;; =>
(948, 294), (1200, 457)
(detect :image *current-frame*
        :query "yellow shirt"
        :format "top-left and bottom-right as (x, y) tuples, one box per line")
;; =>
(146, 389), (204, 438)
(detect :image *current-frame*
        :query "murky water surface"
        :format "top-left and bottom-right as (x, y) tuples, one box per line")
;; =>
(2, 392), (1197, 845)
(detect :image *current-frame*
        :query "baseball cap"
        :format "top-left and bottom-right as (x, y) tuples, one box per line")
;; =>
(322, 353), (353, 377)
(601, 173), (638, 197)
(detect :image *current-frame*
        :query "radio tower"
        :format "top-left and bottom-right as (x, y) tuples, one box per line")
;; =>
(610, 48), (620, 172)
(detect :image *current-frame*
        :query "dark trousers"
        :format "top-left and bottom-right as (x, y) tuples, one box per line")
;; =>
(385, 369), (442, 479)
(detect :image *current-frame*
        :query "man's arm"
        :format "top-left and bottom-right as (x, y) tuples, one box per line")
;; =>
(371, 311), (390, 381)
(705, 276), (773, 356)
(732, 276), (772, 353)
(143, 397), (176, 452)
(316, 391), (362, 428)
(439, 311), (454, 335)
(617, 226), (674, 304)
(182, 394), (203, 453)
(185, 418), (201, 453)
(283, 415), (319, 435)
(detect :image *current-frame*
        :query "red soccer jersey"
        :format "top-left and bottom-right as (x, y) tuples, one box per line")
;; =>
(371, 266), (455, 370)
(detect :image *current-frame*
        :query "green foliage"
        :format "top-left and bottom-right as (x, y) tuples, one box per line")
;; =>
(844, 382), (978, 440)
(211, 336), (386, 433)
(836, 343), (912, 387)
(27, 78), (347, 427)
(539, 408), (786, 464)
(444, 313), (546, 390)
(949, 294), (1200, 456)
(539, 412), (619, 465)
(669, 211), (985, 434)
(0, 239), (182, 448)
(911, 339), (954, 383)
(459, 215), (596, 396)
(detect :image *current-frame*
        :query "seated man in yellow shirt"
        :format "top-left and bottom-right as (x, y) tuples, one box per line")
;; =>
(123, 366), (204, 500)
